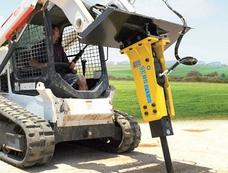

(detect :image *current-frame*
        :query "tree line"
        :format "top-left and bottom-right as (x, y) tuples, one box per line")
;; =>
(109, 70), (228, 83)
(170, 70), (228, 83)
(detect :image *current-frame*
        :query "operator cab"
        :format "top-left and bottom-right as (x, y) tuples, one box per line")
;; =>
(9, 5), (110, 99)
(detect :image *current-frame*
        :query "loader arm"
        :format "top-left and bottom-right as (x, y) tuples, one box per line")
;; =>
(0, 0), (38, 47)
(0, 0), (94, 47)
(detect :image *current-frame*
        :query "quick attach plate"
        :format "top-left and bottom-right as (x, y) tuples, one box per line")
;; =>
(80, 8), (189, 49)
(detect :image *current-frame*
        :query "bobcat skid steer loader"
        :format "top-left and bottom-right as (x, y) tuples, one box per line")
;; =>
(0, 0), (197, 172)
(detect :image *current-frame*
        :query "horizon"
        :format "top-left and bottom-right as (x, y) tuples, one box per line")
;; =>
(107, 59), (228, 66)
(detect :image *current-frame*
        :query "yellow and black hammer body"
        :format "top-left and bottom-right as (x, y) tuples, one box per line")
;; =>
(121, 36), (175, 123)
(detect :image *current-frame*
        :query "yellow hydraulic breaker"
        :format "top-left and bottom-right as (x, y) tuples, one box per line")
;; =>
(121, 36), (175, 122)
(121, 36), (176, 173)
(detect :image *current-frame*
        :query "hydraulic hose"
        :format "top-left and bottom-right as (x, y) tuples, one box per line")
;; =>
(162, 0), (188, 61)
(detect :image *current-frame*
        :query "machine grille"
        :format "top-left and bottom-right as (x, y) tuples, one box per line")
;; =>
(13, 24), (48, 80)
(62, 26), (102, 79)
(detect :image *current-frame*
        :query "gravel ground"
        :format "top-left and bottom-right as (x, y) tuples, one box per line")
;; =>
(1, 120), (228, 173)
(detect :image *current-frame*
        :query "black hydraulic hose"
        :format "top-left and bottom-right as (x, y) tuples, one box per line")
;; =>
(162, 0), (188, 61)
(72, 44), (88, 63)
(159, 0), (198, 77)
(71, 44), (88, 76)
(81, 59), (87, 76)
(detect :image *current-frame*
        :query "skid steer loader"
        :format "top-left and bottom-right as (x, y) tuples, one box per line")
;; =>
(0, 0), (197, 172)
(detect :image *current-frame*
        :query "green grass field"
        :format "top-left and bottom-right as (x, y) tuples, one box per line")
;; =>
(108, 64), (132, 79)
(110, 80), (228, 120)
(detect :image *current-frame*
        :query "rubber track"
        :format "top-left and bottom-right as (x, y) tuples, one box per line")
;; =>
(113, 110), (141, 153)
(0, 95), (55, 168)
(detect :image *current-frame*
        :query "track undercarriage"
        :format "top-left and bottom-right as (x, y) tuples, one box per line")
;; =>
(0, 95), (55, 167)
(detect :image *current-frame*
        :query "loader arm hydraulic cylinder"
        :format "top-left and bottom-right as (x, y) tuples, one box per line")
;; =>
(121, 36), (175, 173)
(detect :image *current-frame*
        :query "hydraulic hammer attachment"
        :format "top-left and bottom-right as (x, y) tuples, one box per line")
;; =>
(80, 8), (186, 173)
(121, 37), (175, 122)
(121, 36), (175, 173)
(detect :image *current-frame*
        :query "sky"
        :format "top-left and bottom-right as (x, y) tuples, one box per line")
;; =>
(0, 0), (228, 64)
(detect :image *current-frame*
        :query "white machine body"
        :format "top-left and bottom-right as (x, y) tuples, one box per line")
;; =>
(2, 80), (114, 127)
(0, 0), (130, 127)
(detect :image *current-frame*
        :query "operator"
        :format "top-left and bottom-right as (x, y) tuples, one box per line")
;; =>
(31, 25), (88, 90)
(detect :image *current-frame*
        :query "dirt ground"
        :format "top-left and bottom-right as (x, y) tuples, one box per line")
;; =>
(1, 120), (228, 173)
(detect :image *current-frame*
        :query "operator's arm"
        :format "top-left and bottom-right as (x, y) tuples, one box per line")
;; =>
(62, 49), (77, 74)
(30, 59), (48, 68)
(30, 40), (48, 68)
(69, 61), (77, 74)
